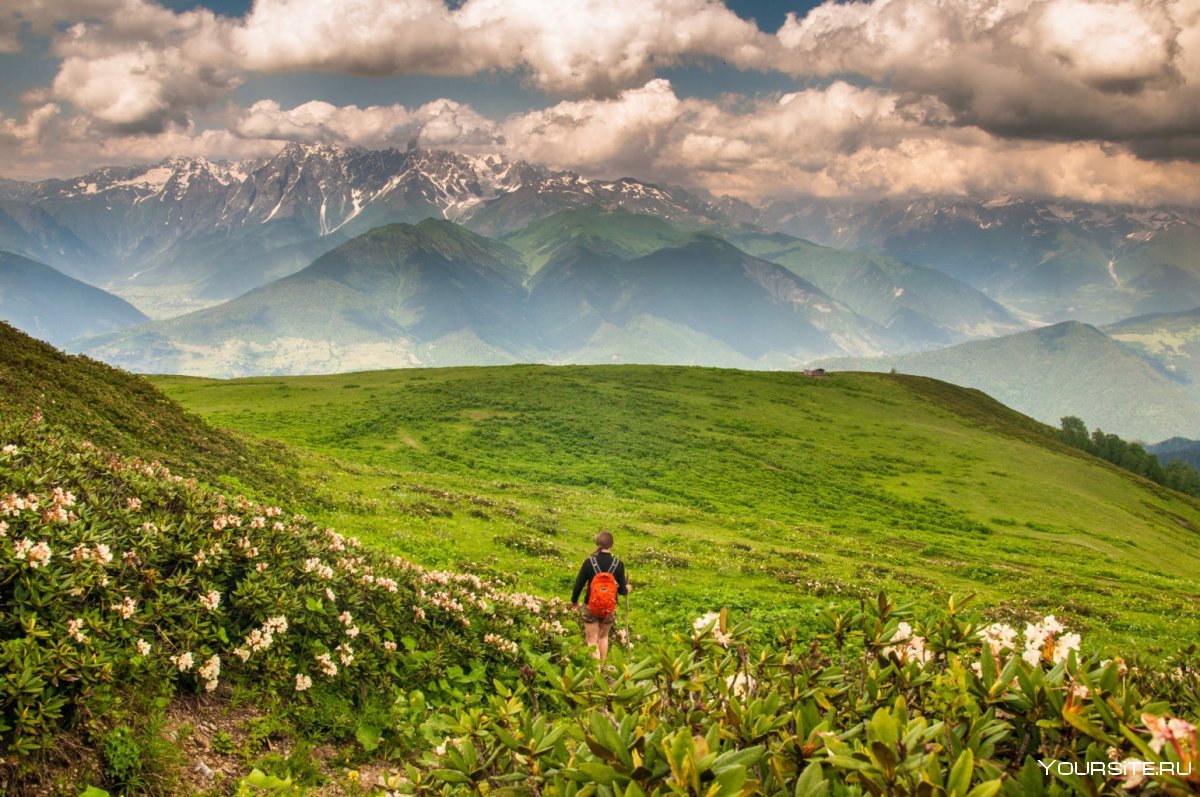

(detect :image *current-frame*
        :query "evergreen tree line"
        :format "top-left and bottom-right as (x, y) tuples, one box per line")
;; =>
(1058, 416), (1200, 497)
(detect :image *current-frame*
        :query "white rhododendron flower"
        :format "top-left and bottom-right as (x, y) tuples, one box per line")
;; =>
(199, 590), (221, 611)
(67, 618), (87, 643)
(295, 674), (312, 692)
(692, 612), (732, 646)
(198, 655), (221, 691)
(316, 652), (338, 677)
(171, 652), (194, 671)
(136, 639), (151, 656)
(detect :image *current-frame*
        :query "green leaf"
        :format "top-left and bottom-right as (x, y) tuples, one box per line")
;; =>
(79, 787), (110, 797)
(432, 769), (473, 784)
(355, 721), (381, 752)
(947, 749), (974, 796)
(1061, 709), (1118, 745)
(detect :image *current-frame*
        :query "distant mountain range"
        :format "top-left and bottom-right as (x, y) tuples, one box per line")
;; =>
(4, 142), (1200, 328)
(80, 215), (887, 375)
(8, 143), (1200, 440)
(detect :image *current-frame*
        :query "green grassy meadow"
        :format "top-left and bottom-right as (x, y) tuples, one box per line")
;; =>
(151, 365), (1200, 655)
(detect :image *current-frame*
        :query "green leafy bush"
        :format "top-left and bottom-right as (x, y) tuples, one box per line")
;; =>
(0, 413), (571, 760)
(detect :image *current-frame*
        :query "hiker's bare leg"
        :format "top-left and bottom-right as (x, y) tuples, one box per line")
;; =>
(584, 621), (601, 658)
(598, 623), (612, 661)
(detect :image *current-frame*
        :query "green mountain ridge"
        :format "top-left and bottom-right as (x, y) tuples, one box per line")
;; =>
(78, 215), (893, 375)
(818, 320), (1200, 441)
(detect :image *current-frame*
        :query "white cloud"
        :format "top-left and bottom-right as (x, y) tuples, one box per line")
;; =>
(776, 0), (1198, 145)
(229, 98), (503, 150)
(6, 0), (1200, 203)
(502, 79), (682, 173)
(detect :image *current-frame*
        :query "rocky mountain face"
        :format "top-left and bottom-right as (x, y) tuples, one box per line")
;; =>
(0, 144), (738, 315)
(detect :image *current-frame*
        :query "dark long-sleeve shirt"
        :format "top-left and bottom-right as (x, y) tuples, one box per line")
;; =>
(570, 551), (628, 604)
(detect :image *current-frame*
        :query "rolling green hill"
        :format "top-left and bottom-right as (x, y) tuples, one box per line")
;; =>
(819, 321), (1200, 441)
(153, 363), (1200, 651)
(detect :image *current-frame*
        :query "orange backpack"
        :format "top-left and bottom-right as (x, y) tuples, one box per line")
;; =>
(586, 556), (620, 621)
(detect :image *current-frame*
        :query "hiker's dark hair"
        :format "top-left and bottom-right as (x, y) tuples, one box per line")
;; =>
(592, 530), (614, 557)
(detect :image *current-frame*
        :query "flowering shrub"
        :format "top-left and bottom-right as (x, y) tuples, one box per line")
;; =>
(0, 415), (572, 759)
(391, 596), (1200, 795)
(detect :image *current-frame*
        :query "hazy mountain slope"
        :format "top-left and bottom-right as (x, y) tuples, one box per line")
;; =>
(79, 220), (887, 375)
(523, 233), (886, 366)
(79, 220), (530, 376)
(728, 230), (1025, 345)
(502, 206), (700, 277)
(1103, 306), (1200, 402)
(0, 251), (146, 346)
(818, 321), (1200, 440)
(762, 197), (1200, 325)
(0, 200), (104, 275)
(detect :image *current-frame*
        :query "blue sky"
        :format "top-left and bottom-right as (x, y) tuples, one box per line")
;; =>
(1, 0), (1198, 206)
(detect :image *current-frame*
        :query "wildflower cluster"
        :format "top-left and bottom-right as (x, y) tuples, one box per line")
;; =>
(0, 416), (573, 758)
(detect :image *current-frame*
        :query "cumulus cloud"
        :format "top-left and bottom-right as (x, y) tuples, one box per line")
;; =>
(231, 0), (773, 95)
(776, 0), (1200, 149)
(6, 0), (1200, 203)
(230, 98), (502, 150)
(497, 79), (1200, 205)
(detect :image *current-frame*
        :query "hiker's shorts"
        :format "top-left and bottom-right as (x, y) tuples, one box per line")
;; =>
(580, 605), (616, 626)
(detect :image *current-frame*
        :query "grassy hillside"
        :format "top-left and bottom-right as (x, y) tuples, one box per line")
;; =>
(0, 321), (298, 498)
(153, 364), (1200, 652)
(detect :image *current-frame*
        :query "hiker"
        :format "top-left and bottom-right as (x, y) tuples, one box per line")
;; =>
(569, 531), (631, 661)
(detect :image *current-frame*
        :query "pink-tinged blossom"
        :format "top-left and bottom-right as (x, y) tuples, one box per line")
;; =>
(136, 639), (151, 656)
(111, 597), (137, 620)
(51, 487), (76, 507)
(14, 539), (52, 568)
(337, 643), (354, 666)
(255, 562), (268, 572)
(126, 497), (142, 510)
(0, 520), (7, 537)
(295, 674), (312, 691)
(484, 633), (519, 656)
(198, 655), (221, 691)
(1, 444), (18, 456)
(383, 641), (397, 652)
(199, 590), (221, 611)
(171, 652), (194, 671)
(67, 618), (87, 643)
(315, 652), (338, 678)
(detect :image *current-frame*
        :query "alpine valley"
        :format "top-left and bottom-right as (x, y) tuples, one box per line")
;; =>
(5, 142), (1200, 439)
